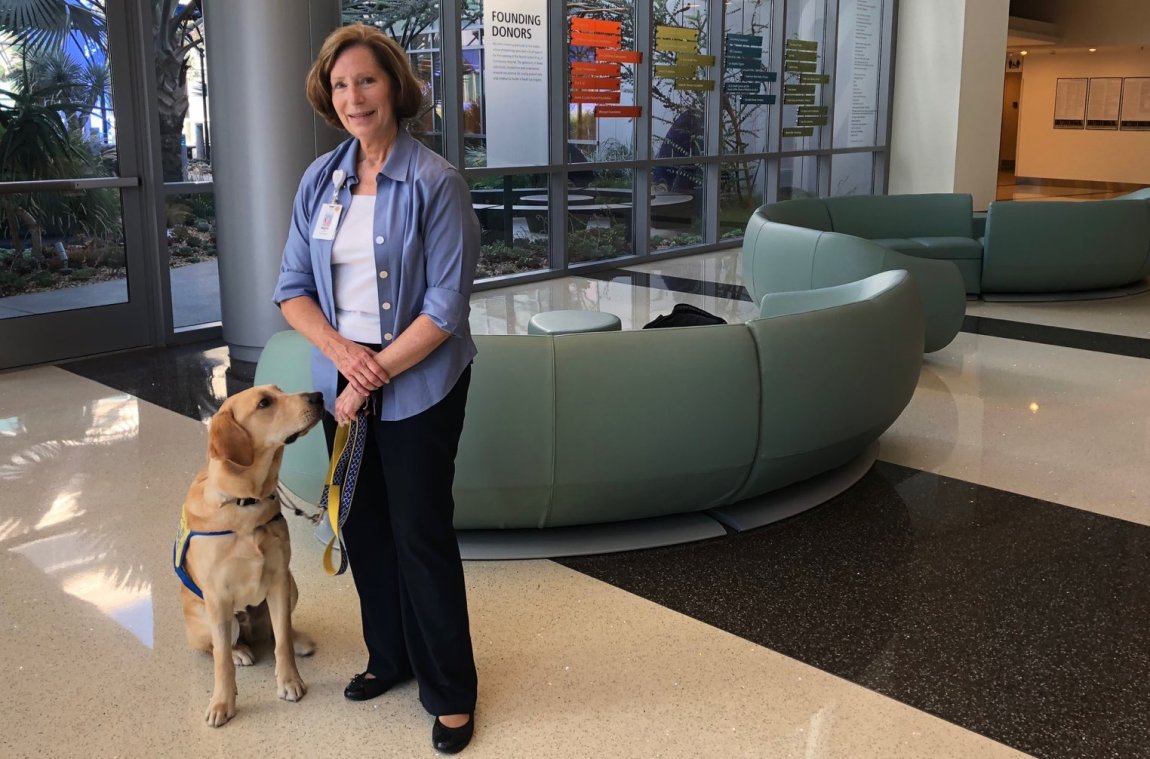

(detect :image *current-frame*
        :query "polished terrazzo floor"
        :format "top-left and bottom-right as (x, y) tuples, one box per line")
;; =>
(4, 246), (1150, 758)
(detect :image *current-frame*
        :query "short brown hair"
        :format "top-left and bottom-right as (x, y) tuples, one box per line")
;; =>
(306, 24), (424, 130)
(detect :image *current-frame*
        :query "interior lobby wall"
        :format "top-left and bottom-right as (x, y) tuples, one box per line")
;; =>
(1015, 49), (1150, 184)
(889, 0), (1009, 211)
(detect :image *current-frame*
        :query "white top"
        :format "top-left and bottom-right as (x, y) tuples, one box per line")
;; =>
(331, 195), (381, 343)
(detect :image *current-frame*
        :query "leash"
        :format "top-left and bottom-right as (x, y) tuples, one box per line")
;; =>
(320, 404), (369, 576)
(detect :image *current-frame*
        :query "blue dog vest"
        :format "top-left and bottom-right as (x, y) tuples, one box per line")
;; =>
(174, 505), (285, 599)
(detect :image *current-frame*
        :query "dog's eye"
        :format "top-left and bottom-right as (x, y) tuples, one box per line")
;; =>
(257, 397), (273, 409)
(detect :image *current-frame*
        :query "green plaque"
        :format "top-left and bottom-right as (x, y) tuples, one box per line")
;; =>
(784, 39), (818, 51)
(782, 126), (814, 137)
(655, 65), (699, 78)
(799, 73), (831, 85)
(784, 50), (819, 62)
(656, 39), (699, 54)
(784, 61), (818, 73)
(656, 25), (699, 41)
(740, 69), (777, 83)
(723, 82), (761, 94)
(782, 94), (815, 105)
(783, 84), (816, 94)
(797, 105), (828, 115)
(677, 53), (716, 66)
(796, 116), (827, 126)
(725, 54), (762, 69)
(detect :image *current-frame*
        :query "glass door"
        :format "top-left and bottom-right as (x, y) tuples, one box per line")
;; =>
(0, 0), (154, 369)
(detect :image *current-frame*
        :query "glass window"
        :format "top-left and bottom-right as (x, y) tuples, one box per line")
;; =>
(779, 154), (818, 199)
(720, 159), (764, 239)
(166, 192), (219, 328)
(830, 152), (874, 196)
(0, 6), (117, 180)
(568, 0), (638, 165)
(463, 0), (549, 168)
(650, 163), (704, 252)
(781, 0), (828, 153)
(470, 173), (549, 279)
(833, 0), (885, 149)
(721, 0), (777, 156)
(0, 188), (127, 317)
(651, 0), (709, 161)
(151, 2), (208, 182)
(569, 167), (633, 263)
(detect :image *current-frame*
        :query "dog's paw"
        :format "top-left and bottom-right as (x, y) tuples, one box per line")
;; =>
(277, 674), (307, 702)
(232, 644), (255, 666)
(293, 631), (316, 657)
(205, 696), (236, 727)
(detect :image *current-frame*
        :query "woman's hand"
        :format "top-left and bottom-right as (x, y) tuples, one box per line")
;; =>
(334, 385), (369, 426)
(329, 339), (390, 395)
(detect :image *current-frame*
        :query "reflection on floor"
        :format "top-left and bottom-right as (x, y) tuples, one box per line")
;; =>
(4, 246), (1150, 757)
(995, 170), (1145, 201)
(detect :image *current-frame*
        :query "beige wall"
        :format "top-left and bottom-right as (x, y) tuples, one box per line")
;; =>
(1015, 49), (1150, 183)
(890, 0), (1009, 210)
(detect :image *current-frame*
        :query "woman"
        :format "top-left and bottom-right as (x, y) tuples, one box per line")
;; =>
(273, 24), (480, 755)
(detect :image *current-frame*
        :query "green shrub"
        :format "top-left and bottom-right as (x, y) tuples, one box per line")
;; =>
(569, 226), (630, 262)
(0, 270), (23, 294)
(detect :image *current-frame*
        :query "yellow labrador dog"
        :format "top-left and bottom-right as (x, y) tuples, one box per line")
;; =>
(175, 384), (323, 726)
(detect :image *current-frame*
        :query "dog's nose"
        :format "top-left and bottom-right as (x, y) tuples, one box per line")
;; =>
(306, 392), (323, 406)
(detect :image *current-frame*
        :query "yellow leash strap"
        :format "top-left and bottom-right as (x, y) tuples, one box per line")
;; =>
(320, 409), (367, 576)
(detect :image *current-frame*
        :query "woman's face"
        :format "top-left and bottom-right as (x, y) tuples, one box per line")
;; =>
(330, 44), (396, 143)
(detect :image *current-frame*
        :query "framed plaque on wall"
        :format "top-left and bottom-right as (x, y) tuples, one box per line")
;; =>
(1119, 77), (1150, 130)
(1053, 77), (1087, 128)
(1086, 77), (1122, 129)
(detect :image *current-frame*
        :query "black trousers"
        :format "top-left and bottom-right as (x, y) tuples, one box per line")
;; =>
(323, 366), (477, 716)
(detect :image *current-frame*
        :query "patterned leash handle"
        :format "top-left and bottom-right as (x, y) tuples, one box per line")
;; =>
(320, 406), (368, 576)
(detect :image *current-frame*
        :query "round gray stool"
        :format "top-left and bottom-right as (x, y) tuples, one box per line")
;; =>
(527, 309), (622, 335)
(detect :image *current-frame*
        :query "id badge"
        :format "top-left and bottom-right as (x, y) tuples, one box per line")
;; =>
(313, 202), (343, 240)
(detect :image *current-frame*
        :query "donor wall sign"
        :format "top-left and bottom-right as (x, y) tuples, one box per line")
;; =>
(482, 0), (548, 166)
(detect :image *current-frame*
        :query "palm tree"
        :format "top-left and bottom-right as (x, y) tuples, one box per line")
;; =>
(0, 85), (83, 258)
(0, 0), (205, 182)
(153, 0), (202, 181)
(0, 0), (106, 54)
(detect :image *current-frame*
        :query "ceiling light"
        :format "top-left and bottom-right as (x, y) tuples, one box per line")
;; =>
(1089, 48), (1097, 53)
(1020, 50), (1028, 56)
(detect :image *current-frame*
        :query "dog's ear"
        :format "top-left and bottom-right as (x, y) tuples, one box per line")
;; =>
(208, 409), (254, 467)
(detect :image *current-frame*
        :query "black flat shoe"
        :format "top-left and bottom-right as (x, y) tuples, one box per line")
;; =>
(343, 672), (404, 701)
(432, 714), (474, 754)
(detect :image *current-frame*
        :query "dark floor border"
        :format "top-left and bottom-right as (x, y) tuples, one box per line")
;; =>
(962, 314), (1150, 360)
(583, 268), (753, 302)
(1011, 176), (1146, 192)
(557, 461), (1150, 759)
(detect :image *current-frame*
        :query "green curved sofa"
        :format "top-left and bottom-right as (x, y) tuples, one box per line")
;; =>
(743, 195), (967, 352)
(254, 270), (923, 540)
(746, 193), (1150, 315)
(981, 198), (1150, 293)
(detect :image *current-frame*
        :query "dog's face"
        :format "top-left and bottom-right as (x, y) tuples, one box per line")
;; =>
(209, 385), (323, 467)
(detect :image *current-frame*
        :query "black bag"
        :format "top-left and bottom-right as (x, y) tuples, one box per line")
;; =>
(642, 303), (727, 329)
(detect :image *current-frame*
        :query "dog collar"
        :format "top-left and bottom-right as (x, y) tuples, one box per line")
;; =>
(229, 493), (277, 507)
